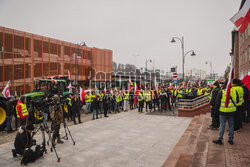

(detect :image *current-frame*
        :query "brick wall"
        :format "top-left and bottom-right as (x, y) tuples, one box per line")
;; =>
(178, 103), (211, 117)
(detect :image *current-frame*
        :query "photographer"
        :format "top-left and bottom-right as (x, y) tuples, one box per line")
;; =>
(12, 124), (35, 157)
(50, 95), (64, 146)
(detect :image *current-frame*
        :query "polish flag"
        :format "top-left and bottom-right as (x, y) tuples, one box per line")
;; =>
(169, 83), (173, 90)
(134, 84), (139, 105)
(79, 87), (86, 102)
(1, 80), (10, 98)
(183, 81), (186, 88)
(67, 82), (72, 92)
(230, 0), (250, 33)
(225, 56), (234, 108)
(68, 70), (71, 80)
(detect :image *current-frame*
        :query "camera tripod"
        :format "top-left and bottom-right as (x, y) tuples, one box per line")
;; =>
(61, 119), (76, 146)
(33, 123), (61, 162)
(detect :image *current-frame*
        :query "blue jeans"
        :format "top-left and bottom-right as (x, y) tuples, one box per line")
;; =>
(86, 102), (91, 113)
(43, 113), (48, 128)
(93, 109), (98, 119)
(218, 114), (234, 141)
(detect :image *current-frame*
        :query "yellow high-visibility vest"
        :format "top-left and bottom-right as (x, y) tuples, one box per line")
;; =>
(232, 86), (244, 106)
(177, 90), (183, 98)
(67, 97), (72, 106)
(219, 89), (237, 113)
(138, 92), (144, 102)
(197, 89), (203, 96)
(124, 92), (129, 100)
(85, 94), (91, 103)
(16, 103), (28, 118)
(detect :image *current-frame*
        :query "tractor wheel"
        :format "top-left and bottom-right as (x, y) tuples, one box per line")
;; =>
(0, 106), (7, 131)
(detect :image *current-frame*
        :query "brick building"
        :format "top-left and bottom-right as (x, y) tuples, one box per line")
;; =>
(0, 26), (113, 95)
(232, 0), (250, 79)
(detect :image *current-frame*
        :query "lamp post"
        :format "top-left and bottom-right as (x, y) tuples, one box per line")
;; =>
(205, 61), (213, 79)
(171, 36), (196, 80)
(75, 42), (86, 87)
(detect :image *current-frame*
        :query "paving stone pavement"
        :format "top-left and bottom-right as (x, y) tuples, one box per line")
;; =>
(0, 110), (191, 167)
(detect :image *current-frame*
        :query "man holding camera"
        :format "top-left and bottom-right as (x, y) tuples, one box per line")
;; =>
(50, 95), (64, 146)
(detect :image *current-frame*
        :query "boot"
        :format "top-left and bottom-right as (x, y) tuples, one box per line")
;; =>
(57, 136), (64, 144)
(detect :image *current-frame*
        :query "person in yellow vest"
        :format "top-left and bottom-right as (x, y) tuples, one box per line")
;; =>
(90, 91), (96, 113)
(231, 79), (244, 132)
(85, 91), (92, 113)
(98, 91), (104, 114)
(145, 89), (152, 112)
(213, 80), (238, 145)
(16, 96), (29, 126)
(65, 94), (73, 121)
(177, 88), (183, 101)
(138, 89), (144, 113)
(197, 87), (204, 97)
(171, 88), (178, 107)
(123, 90), (129, 111)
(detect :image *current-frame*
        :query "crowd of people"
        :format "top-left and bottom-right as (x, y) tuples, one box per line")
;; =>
(81, 83), (210, 119)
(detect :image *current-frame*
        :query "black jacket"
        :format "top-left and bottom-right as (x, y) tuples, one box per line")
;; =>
(210, 87), (220, 107)
(6, 101), (14, 116)
(14, 127), (32, 151)
(91, 98), (100, 110)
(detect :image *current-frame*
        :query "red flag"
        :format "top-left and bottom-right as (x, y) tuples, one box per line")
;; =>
(225, 56), (234, 108)
(242, 72), (250, 99)
(169, 83), (173, 90)
(1, 80), (10, 98)
(230, 0), (250, 34)
(134, 84), (139, 105)
(80, 87), (86, 102)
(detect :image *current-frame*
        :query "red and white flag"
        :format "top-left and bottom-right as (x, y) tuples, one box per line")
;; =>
(225, 56), (234, 108)
(134, 84), (139, 105)
(68, 70), (71, 80)
(67, 82), (72, 93)
(2, 80), (10, 98)
(79, 87), (86, 102)
(230, 0), (250, 33)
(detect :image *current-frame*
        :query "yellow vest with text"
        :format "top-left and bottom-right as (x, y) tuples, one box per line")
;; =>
(177, 90), (183, 98)
(138, 92), (144, 102)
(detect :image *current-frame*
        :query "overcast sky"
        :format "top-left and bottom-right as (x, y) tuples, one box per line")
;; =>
(0, 0), (241, 74)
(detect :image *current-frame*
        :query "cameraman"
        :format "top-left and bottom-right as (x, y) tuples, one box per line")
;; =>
(12, 124), (35, 157)
(50, 95), (64, 146)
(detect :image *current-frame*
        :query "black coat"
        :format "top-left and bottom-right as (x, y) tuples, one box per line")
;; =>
(91, 98), (100, 110)
(14, 128), (32, 151)
(6, 101), (14, 116)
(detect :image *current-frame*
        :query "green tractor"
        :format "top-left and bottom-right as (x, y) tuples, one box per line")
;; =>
(23, 78), (72, 123)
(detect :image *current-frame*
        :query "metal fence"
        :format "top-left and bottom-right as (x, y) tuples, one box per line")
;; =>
(178, 94), (209, 109)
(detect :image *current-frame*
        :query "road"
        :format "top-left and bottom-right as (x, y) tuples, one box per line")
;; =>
(0, 110), (191, 167)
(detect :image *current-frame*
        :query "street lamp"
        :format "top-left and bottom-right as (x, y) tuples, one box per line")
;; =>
(171, 36), (196, 80)
(75, 42), (86, 87)
(205, 61), (213, 79)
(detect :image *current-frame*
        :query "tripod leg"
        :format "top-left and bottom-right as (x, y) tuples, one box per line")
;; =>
(62, 122), (68, 140)
(66, 125), (75, 145)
